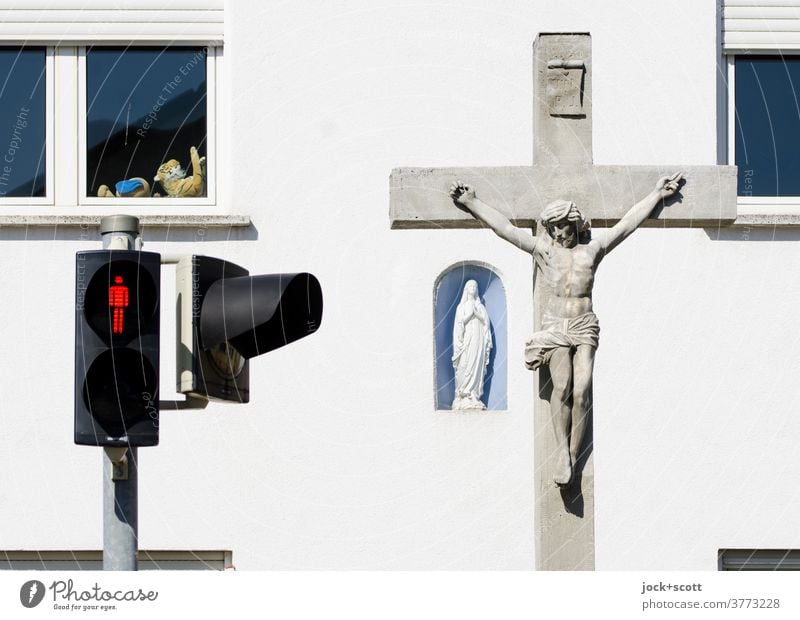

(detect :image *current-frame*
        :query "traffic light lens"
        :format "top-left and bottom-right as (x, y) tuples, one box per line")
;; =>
(82, 349), (158, 438)
(84, 260), (158, 344)
(208, 342), (246, 379)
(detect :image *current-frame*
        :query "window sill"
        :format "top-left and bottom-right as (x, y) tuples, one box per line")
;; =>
(736, 197), (800, 226)
(0, 214), (250, 228)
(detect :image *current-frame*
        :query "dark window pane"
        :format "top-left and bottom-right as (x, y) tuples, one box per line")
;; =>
(0, 48), (46, 198)
(735, 56), (800, 196)
(87, 46), (207, 198)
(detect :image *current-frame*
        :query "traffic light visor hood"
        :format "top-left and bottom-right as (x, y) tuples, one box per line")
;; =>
(199, 272), (322, 359)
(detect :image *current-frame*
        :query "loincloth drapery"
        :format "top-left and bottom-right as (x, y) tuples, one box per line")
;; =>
(524, 311), (600, 370)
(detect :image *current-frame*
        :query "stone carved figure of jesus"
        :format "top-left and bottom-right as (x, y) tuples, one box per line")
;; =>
(450, 173), (682, 486)
(451, 279), (493, 410)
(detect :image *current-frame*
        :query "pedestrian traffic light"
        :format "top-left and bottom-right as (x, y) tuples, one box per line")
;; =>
(176, 255), (323, 403)
(75, 250), (160, 447)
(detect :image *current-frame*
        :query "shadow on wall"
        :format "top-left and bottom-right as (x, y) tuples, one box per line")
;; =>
(434, 262), (507, 411)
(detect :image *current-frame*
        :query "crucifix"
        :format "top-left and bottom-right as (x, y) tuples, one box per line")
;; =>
(389, 33), (737, 570)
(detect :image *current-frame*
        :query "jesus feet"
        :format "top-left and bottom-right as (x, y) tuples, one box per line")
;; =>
(554, 448), (573, 486)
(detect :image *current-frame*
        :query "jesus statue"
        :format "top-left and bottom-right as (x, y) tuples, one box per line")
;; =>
(449, 173), (682, 486)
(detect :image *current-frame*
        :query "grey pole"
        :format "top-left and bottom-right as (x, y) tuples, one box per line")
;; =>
(103, 447), (138, 570)
(99, 215), (141, 571)
(100, 214), (141, 251)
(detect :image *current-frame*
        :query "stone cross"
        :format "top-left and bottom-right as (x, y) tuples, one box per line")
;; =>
(389, 33), (737, 570)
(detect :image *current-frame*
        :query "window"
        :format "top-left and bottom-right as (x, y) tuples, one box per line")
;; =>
(0, 44), (218, 211)
(0, 0), (222, 216)
(722, 2), (800, 212)
(0, 550), (233, 570)
(719, 549), (800, 571)
(0, 47), (49, 202)
(84, 46), (209, 201)
(733, 56), (800, 197)
(0, 3), (226, 218)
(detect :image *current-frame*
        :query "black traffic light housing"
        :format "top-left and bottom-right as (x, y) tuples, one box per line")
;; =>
(75, 250), (160, 447)
(176, 255), (323, 402)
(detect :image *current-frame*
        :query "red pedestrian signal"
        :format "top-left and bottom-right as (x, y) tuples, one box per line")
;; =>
(109, 275), (129, 335)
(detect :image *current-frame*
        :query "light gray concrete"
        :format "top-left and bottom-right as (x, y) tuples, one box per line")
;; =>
(534, 34), (592, 166)
(390, 164), (736, 229)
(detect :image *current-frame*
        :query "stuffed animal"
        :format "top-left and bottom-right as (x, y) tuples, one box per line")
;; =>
(154, 146), (206, 197)
(97, 177), (151, 198)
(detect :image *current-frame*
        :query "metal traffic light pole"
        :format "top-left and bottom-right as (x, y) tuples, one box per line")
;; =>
(100, 215), (141, 571)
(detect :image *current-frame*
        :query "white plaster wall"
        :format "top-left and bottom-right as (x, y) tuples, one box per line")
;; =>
(1, 0), (799, 570)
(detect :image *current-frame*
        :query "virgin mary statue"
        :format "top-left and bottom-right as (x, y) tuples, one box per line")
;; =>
(451, 280), (493, 410)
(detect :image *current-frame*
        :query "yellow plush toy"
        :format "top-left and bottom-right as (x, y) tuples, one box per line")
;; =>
(154, 146), (206, 198)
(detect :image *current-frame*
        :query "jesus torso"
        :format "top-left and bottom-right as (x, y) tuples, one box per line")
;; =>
(534, 240), (603, 319)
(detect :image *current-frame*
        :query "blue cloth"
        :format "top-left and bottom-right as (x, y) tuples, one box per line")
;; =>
(115, 179), (145, 195)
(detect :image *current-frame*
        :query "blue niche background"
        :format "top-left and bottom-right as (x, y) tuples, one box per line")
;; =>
(435, 264), (507, 410)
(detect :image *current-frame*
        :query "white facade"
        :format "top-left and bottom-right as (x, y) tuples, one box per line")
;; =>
(0, 0), (798, 570)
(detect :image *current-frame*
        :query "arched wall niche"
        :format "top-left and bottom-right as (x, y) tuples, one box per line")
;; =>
(433, 262), (507, 411)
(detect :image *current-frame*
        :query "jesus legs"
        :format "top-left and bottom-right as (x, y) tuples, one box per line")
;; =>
(548, 347), (573, 486)
(570, 344), (595, 470)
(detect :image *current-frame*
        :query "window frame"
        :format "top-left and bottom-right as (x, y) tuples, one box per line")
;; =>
(726, 51), (800, 214)
(0, 42), (222, 216)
